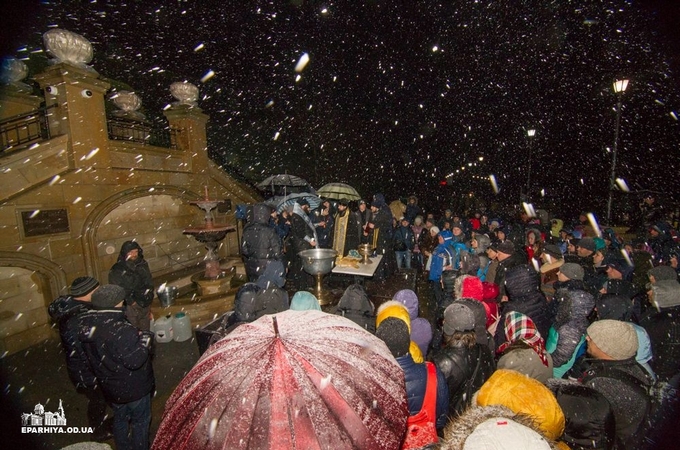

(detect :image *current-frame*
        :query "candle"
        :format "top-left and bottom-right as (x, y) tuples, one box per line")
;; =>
(204, 185), (209, 200)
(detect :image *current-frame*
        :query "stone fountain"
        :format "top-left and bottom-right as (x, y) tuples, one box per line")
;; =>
(184, 187), (236, 296)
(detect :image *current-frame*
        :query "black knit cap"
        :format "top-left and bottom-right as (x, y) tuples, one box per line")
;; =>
(376, 317), (410, 358)
(91, 284), (126, 310)
(70, 276), (100, 297)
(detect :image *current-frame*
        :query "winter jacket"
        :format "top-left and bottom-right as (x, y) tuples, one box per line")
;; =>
(580, 357), (654, 446)
(397, 354), (449, 431)
(392, 224), (415, 251)
(241, 203), (282, 281)
(78, 309), (154, 404)
(640, 280), (680, 381)
(492, 251), (526, 301)
(495, 264), (552, 348)
(548, 286), (594, 375)
(108, 241), (154, 307)
(332, 284), (375, 333)
(431, 341), (496, 417)
(546, 379), (617, 450)
(429, 241), (453, 282)
(48, 295), (97, 387)
(439, 405), (561, 450)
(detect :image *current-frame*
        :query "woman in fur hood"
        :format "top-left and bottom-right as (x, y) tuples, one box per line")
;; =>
(437, 405), (563, 450)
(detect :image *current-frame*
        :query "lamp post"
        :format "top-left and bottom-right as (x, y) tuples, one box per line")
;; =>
(606, 79), (629, 225)
(525, 128), (536, 202)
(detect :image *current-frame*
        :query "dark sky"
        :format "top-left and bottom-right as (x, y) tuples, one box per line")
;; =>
(2, 1), (680, 219)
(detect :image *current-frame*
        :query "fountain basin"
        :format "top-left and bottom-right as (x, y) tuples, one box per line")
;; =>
(191, 268), (235, 296)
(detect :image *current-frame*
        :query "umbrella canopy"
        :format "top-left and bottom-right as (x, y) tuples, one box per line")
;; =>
(152, 310), (408, 450)
(276, 193), (322, 213)
(257, 174), (313, 197)
(316, 182), (361, 201)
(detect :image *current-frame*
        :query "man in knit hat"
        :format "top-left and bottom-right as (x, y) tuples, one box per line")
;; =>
(375, 317), (449, 433)
(580, 319), (654, 445)
(48, 277), (112, 442)
(78, 284), (155, 450)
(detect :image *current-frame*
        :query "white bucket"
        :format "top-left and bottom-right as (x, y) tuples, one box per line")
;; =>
(173, 312), (192, 342)
(154, 315), (174, 343)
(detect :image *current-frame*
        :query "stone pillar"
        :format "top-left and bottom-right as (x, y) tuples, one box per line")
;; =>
(163, 104), (210, 173)
(34, 63), (111, 168)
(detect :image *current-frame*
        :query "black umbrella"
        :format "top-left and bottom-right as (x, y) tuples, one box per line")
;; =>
(257, 174), (313, 197)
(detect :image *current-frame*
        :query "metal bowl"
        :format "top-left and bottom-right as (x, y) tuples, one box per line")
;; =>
(298, 249), (338, 275)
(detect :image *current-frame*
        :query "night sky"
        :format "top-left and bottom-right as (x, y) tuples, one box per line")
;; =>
(2, 1), (680, 220)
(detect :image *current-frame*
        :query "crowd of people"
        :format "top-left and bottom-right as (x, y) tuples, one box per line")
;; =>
(45, 190), (680, 449)
(236, 191), (679, 449)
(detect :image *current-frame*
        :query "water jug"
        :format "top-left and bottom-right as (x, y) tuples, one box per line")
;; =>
(154, 315), (174, 343)
(173, 312), (192, 342)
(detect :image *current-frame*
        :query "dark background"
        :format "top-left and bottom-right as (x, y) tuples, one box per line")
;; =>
(2, 0), (680, 221)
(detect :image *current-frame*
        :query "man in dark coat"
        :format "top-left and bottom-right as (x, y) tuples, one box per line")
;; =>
(109, 240), (154, 330)
(393, 217), (416, 270)
(78, 285), (155, 450)
(431, 302), (496, 417)
(640, 265), (680, 447)
(354, 199), (373, 244)
(580, 320), (654, 449)
(368, 193), (396, 280)
(642, 265), (680, 381)
(376, 317), (450, 432)
(48, 276), (111, 442)
(492, 241), (526, 302)
(241, 203), (283, 283)
(495, 264), (553, 349)
(287, 199), (317, 290)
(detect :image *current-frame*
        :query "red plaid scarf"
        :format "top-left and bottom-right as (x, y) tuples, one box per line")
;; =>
(496, 311), (549, 367)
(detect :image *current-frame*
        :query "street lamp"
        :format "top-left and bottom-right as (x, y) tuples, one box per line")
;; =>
(606, 79), (629, 224)
(525, 128), (536, 201)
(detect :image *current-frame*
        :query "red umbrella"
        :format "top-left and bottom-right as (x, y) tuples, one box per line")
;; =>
(152, 310), (408, 450)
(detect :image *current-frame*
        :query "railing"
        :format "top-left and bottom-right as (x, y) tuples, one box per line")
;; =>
(0, 105), (55, 153)
(107, 117), (181, 149)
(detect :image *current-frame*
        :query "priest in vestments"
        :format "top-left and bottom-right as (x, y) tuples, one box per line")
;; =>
(332, 198), (362, 257)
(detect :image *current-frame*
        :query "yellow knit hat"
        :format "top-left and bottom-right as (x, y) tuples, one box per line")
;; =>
(376, 301), (423, 363)
(376, 301), (411, 332)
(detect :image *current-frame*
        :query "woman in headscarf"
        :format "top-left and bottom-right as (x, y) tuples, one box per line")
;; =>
(496, 311), (553, 384)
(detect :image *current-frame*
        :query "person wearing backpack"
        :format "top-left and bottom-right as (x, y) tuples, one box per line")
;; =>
(579, 319), (654, 449)
(375, 317), (449, 449)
